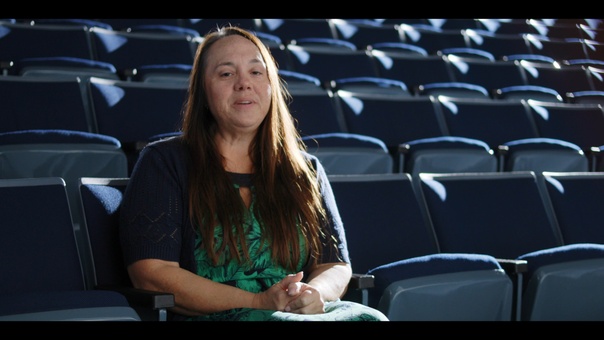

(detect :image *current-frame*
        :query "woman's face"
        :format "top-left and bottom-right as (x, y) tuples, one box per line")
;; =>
(204, 34), (272, 136)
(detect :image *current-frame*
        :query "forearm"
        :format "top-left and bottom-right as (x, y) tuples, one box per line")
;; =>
(128, 259), (258, 316)
(306, 262), (352, 301)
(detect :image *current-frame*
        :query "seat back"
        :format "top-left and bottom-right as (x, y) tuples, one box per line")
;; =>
(281, 71), (345, 136)
(0, 177), (139, 321)
(0, 129), (129, 288)
(87, 77), (188, 172)
(398, 24), (469, 55)
(494, 85), (563, 102)
(498, 137), (589, 172)
(525, 99), (604, 153)
(302, 132), (393, 174)
(0, 22), (94, 69)
(329, 173), (439, 275)
(329, 173), (513, 320)
(370, 46), (455, 92)
(418, 171), (563, 260)
(399, 136), (498, 176)
(463, 29), (532, 59)
(418, 171), (604, 320)
(334, 90), (447, 153)
(436, 96), (539, 150)
(257, 19), (337, 44)
(540, 171), (604, 244)
(89, 27), (198, 78)
(445, 55), (528, 94)
(78, 177), (131, 288)
(286, 38), (379, 85)
(0, 75), (94, 133)
(514, 58), (595, 95)
(417, 81), (490, 99)
(525, 34), (590, 62)
(331, 19), (403, 50)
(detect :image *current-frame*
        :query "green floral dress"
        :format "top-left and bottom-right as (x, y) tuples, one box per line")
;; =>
(187, 183), (388, 321)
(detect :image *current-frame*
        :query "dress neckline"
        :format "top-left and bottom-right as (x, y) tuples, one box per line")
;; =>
(227, 172), (253, 187)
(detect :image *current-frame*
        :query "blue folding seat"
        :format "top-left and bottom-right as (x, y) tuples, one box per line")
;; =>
(328, 76), (412, 97)
(493, 85), (563, 102)
(397, 23), (469, 55)
(565, 90), (604, 104)
(180, 18), (260, 36)
(398, 136), (497, 177)
(256, 19), (336, 44)
(418, 171), (604, 320)
(279, 70), (344, 136)
(89, 27), (198, 80)
(14, 56), (119, 81)
(524, 99), (604, 154)
(0, 21), (95, 74)
(476, 19), (540, 35)
(333, 87), (447, 157)
(329, 173), (514, 321)
(28, 18), (113, 30)
(370, 42), (455, 92)
(540, 171), (604, 244)
(331, 19), (403, 50)
(436, 96), (539, 150)
(79, 177), (175, 321)
(0, 177), (140, 321)
(441, 48), (529, 94)
(0, 129), (129, 288)
(0, 75), (94, 133)
(509, 55), (595, 95)
(86, 77), (188, 173)
(524, 34), (590, 62)
(497, 137), (589, 172)
(95, 19), (185, 31)
(302, 132), (393, 174)
(463, 28), (532, 60)
(286, 38), (380, 86)
(416, 81), (490, 99)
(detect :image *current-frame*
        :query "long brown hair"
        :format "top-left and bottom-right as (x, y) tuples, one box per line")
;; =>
(181, 26), (326, 271)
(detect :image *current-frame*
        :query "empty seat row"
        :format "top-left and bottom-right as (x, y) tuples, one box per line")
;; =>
(0, 75), (187, 172)
(3, 20), (604, 93)
(329, 171), (604, 320)
(0, 176), (174, 321)
(4, 74), (604, 176)
(283, 74), (604, 166)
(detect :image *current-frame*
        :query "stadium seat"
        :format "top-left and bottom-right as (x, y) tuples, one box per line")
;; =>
(302, 132), (394, 174)
(329, 173), (514, 321)
(78, 177), (175, 321)
(418, 171), (604, 320)
(0, 177), (140, 321)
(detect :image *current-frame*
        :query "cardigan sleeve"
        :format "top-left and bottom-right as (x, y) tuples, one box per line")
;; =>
(119, 138), (190, 268)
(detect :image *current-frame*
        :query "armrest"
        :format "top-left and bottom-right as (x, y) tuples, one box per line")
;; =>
(348, 273), (375, 290)
(496, 258), (528, 275)
(96, 284), (175, 321)
(495, 258), (527, 321)
(346, 273), (374, 306)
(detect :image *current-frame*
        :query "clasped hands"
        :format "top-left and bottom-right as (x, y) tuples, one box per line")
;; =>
(254, 271), (326, 314)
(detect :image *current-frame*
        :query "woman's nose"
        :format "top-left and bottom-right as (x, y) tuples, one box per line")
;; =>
(236, 74), (252, 90)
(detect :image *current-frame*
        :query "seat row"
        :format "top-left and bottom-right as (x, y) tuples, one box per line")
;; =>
(2, 19), (604, 95)
(3, 73), (604, 175)
(5, 169), (603, 321)
(8, 18), (603, 57)
(330, 170), (604, 320)
(0, 174), (372, 321)
(284, 74), (604, 170)
(0, 176), (174, 321)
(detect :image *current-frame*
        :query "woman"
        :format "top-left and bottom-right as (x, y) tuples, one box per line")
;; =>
(119, 25), (387, 321)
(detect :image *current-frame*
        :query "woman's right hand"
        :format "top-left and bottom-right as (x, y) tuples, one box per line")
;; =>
(253, 271), (304, 311)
